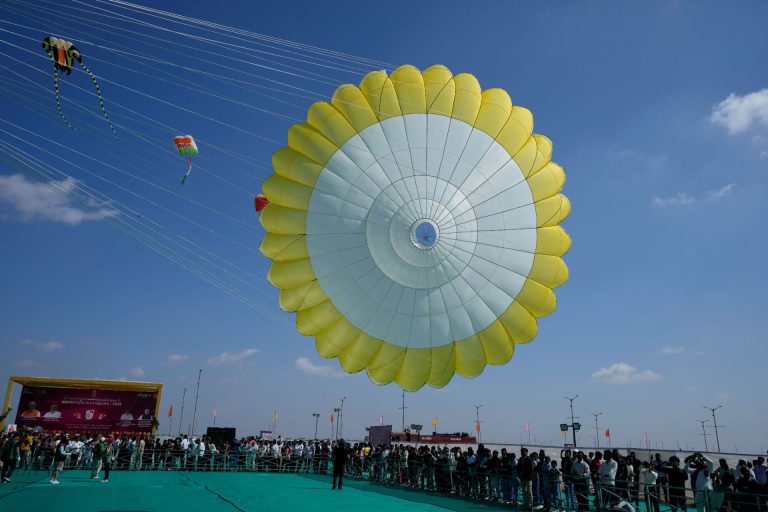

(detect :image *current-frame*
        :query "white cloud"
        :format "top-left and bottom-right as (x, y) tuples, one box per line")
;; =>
(295, 357), (346, 379)
(652, 193), (694, 207)
(592, 362), (661, 385)
(653, 184), (736, 208)
(710, 89), (768, 134)
(167, 354), (189, 364)
(714, 391), (730, 401)
(608, 148), (668, 169)
(752, 135), (768, 159)
(207, 348), (258, 366)
(16, 339), (64, 352)
(129, 366), (145, 377)
(0, 174), (118, 225)
(659, 346), (685, 355)
(14, 359), (46, 371)
(706, 183), (736, 200)
(37, 341), (64, 352)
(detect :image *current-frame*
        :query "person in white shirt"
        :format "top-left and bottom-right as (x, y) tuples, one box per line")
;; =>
(640, 461), (660, 512)
(598, 450), (619, 508)
(180, 435), (190, 470)
(194, 439), (205, 471)
(684, 453), (714, 512)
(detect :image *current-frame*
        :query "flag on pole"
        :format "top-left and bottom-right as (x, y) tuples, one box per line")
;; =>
(378, 415), (384, 425)
(274, 410), (278, 421)
(475, 422), (481, 433)
(330, 414), (334, 424)
(525, 422), (530, 432)
(432, 417), (437, 428)
(561, 430), (567, 437)
(605, 428), (611, 438)
(167, 405), (173, 417)
(213, 408), (218, 418)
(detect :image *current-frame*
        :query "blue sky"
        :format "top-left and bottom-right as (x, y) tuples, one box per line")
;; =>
(1, 0), (766, 452)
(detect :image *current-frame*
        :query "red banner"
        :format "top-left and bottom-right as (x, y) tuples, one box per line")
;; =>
(15, 385), (158, 434)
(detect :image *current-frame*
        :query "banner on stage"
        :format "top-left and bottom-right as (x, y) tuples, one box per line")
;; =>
(15, 385), (158, 433)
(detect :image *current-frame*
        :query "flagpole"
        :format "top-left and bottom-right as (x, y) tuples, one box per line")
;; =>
(168, 405), (172, 437)
(191, 369), (202, 436)
(178, 387), (187, 436)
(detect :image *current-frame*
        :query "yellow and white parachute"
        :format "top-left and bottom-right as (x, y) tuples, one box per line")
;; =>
(259, 64), (571, 390)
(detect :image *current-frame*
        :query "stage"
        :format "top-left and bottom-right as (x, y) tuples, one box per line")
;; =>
(0, 469), (505, 512)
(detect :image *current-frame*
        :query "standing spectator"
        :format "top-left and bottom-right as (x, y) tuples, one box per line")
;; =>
(572, 451), (591, 512)
(641, 461), (661, 512)
(519, 448), (535, 510)
(752, 458), (766, 512)
(19, 430), (32, 470)
(685, 453), (715, 512)
(713, 459), (735, 511)
(50, 434), (69, 485)
(561, 449), (576, 510)
(90, 437), (105, 479)
(653, 453), (670, 504)
(332, 439), (347, 490)
(598, 450), (618, 508)
(101, 437), (114, 483)
(545, 460), (562, 512)
(134, 435), (146, 471)
(666, 456), (690, 512)
(0, 432), (20, 483)
(616, 451), (633, 501)
(735, 466), (759, 512)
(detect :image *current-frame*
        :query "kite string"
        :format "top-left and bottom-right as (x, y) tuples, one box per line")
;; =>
(0, 140), (292, 327)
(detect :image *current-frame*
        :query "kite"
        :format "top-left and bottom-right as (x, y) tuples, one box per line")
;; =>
(41, 36), (117, 140)
(254, 194), (269, 212)
(259, 64), (571, 390)
(173, 135), (199, 184)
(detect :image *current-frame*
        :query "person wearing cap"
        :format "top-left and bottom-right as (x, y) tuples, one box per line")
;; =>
(50, 434), (69, 484)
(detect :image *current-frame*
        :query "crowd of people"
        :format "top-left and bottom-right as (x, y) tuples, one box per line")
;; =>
(1, 428), (766, 512)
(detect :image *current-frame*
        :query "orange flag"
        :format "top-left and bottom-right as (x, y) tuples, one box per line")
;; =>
(167, 405), (173, 417)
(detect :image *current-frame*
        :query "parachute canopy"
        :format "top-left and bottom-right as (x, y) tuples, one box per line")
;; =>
(173, 135), (199, 155)
(173, 135), (198, 184)
(259, 64), (571, 390)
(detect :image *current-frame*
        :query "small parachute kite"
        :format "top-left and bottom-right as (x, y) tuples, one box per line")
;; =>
(41, 36), (117, 140)
(173, 135), (199, 184)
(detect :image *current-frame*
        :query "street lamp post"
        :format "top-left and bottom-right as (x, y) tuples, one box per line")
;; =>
(591, 412), (603, 449)
(473, 404), (483, 443)
(333, 408), (341, 440)
(702, 405), (723, 453)
(339, 397), (347, 439)
(312, 413), (320, 440)
(399, 390), (408, 432)
(565, 395), (579, 448)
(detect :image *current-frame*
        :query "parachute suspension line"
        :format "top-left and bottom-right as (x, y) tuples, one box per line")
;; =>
(76, 58), (118, 142)
(181, 155), (192, 185)
(49, 53), (76, 131)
